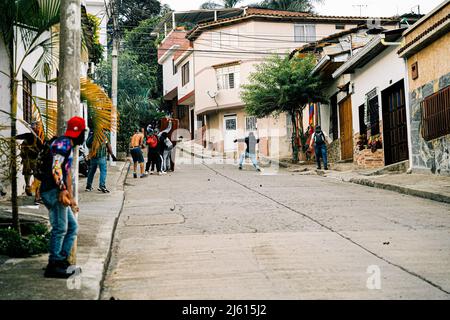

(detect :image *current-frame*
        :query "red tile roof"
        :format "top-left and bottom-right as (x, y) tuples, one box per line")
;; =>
(186, 7), (399, 40)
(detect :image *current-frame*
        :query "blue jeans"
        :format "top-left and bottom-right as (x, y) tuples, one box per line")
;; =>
(239, 152), (259, 169)
(315, 144), (328, 168)
(41, 188), (78, 262)
(86, 157), (107, 188)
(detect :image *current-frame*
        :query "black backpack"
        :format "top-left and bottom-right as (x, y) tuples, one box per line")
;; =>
(34, 137), (57, 181)
(314, 132), (325, 145)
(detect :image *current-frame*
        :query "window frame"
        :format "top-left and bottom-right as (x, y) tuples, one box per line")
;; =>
(22, 74), (33, 124)
(421, 85), (450, 141)
(216, 65), (240, 91)
(181, 61), (190, 86)
(245, 116), (257, 132)
(294, 24), (317, 43)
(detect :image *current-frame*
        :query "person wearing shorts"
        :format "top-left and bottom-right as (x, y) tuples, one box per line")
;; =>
(129, 129), (146, 178)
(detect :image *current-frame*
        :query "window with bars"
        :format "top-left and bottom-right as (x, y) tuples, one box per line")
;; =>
(182, 62), (190, 86)
(294, 24), (316, 43)
(216, 65), (240, 90)
(22, 75), (33, 124)
(421, 85), (450, 141)
(246, 116), (257, 131)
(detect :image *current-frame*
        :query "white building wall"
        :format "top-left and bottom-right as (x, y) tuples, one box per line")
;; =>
(0, 28), (58, 195)
(176, 52), (194, 103)
(350, 45), (405, 134)
(161, 53), (179, 97)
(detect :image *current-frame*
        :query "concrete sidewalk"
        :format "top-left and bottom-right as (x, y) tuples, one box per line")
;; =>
(0, 161), (129, 300)
(177, 141), (450, 204)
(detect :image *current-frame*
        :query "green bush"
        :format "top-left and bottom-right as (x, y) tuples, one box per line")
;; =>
(0, 224), (50, 258)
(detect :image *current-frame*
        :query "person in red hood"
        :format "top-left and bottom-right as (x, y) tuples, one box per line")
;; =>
(40, 116), (86, 278)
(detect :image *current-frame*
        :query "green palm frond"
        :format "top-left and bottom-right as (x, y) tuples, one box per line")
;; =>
(80, 77), (119, 157)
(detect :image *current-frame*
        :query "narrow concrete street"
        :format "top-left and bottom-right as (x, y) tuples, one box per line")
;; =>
(101, 154), (450, 300)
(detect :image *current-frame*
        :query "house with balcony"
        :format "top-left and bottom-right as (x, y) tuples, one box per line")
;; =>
(186, 8), (401, 159)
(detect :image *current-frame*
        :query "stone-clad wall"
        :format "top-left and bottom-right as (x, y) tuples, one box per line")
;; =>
(409, 72), (450, 175)
(327, 139), (341, 163)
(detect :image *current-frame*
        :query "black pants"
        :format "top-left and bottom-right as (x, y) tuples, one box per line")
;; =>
(146, 148), (161, 173)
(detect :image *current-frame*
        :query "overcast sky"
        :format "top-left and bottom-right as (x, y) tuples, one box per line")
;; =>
(161, 0), (444, 17)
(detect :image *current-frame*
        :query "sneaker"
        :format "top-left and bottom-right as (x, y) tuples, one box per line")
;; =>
(133, 173), (137, 179)
(324, 167), (329, 170)
(239, 166), (242, 170)
(85, 186), (93, 192)
(256, 168), (261, 172)
(145, 171), (149, 175)
(98, 186), (110, 193)
(44, 261), (76, 279)
(140, 174), (148, 178)
(158, 171), (167, 175)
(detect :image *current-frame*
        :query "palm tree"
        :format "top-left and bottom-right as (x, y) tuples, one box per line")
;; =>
(0, 0), (60, 234)
(0, 0), (114, 233)
(256, 0), (322, 12)
(200, 0), (243, 10)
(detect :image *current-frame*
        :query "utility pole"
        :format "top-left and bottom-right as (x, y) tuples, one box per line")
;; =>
(58, 0), (81, 264)
(110, 0), (119, 165)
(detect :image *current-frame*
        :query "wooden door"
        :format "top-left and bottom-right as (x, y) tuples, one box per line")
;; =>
(382, 80), (409, 165)
(339, 97), (353, 160)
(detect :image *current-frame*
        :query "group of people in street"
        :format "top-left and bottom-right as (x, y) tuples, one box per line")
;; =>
(129, 120), (174, 178)
(10, 114), (330, 280)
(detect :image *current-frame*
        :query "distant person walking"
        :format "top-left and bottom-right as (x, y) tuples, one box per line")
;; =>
(85, 129), (117, 193)
(309, 125), (331, 170)
(234, 132), (261, 172)
(129, 129), (146, 178)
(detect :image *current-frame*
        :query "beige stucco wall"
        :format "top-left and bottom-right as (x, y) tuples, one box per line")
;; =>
(404, 2), (450, 45)
(407, 32), (450, 91)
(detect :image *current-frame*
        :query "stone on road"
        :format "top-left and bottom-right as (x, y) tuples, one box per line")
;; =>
(101, 157), (450, 300)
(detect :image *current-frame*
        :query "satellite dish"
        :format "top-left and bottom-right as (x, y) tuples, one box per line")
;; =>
(207, 90), (218, 98)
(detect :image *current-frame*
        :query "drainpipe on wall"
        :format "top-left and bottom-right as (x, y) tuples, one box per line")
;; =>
(403, 57), (414, 173)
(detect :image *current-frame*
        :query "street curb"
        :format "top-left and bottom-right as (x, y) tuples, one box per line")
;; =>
(349, 177), (450, 204)
(97, 161), (130, 300)
(259, 156), (289, 168)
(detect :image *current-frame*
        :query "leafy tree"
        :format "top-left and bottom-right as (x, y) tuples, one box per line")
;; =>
(254, 0), (322, 12)
(241, 54), (325, 162)
(84, 13), (104, 66)
(200, 0), (243, 9)
(115, 0), (161, 29)
(95, 16), (165, 152)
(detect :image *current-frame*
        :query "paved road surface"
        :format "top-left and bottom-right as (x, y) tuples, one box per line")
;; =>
(101, 156), (450, 299)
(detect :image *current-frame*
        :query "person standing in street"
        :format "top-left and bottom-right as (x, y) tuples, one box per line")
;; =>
(39, 116), (86, 278)
(129, 128), (146, 178)
(234, 132), (261, 172)
(85, 129), (117, 193)
(309, 125), (331, 170)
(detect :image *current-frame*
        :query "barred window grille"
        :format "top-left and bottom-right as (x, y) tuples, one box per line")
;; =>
(246, 116), (257, 131)
(421, 85), (450, 141)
